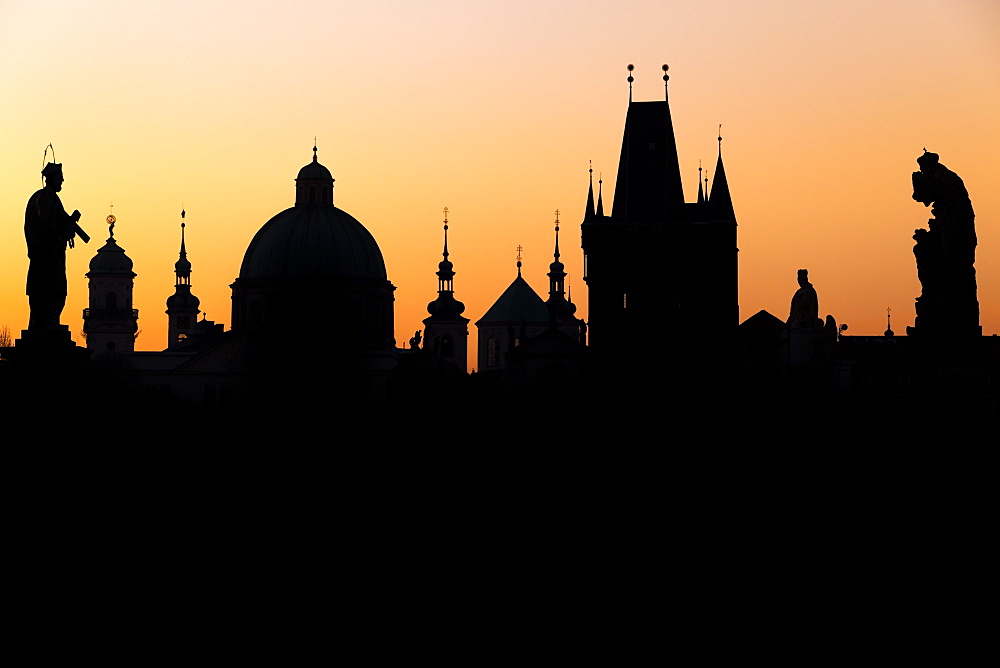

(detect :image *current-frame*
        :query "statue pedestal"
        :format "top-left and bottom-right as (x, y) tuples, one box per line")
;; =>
(9, 326), (91, 368)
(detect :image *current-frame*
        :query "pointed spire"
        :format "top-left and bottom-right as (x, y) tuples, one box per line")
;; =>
(179, 207), (187, 259)
(516, 244), (523, 277)
(627, 64), (634, 102)
(697, 160), (705, 205)
(547, 210), (576, 321)
(553, 209), (561, 262)
(709, 125), (735, 219)
(312, 137), (318, 162)
(426, 207), (466, 321)
(436, 207), (454, 292)
(549, 210), (566, 296)
(584, 161), (596, 223)
(174, 208), (192, 285)
(662, 63), (669, 100)
(596, 174), (605, 217)
(166, 206), (201, 348)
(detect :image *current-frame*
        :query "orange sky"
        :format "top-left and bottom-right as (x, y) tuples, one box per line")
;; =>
(2, 1), (998, 368)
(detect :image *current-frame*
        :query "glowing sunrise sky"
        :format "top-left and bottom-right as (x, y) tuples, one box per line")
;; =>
(2, 0), (998, 367)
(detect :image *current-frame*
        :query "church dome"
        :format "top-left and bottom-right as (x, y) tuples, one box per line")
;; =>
(230, 147), (396, 351)
(238, 205), (387, 281)
(238, 148), (387, 281)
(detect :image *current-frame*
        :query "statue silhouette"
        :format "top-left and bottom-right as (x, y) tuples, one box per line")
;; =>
(25, 162), (87, 332)
(910, 151), (979, 337)
(786, 269), (821, 330)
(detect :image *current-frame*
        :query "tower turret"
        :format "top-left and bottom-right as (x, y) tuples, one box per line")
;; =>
(423, 208), (469, 372)
(166, 209), (201, 348)
(83, 210), (138, 356)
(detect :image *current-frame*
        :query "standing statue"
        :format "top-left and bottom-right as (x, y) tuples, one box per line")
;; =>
(910, 151), (979, 337)
(786, 269), (822, 330)
(25, 162), (87, 332)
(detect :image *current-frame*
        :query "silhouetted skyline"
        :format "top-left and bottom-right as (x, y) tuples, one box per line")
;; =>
(2, 2), (998, 372)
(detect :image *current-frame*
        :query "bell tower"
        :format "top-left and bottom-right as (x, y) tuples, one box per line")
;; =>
(166, 209), (201, 348)
(83, 210), (138, 356)
(422, 208), (469, 372)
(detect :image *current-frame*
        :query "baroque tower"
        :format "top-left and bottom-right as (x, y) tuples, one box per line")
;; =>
(165, 210), (201, 348)
(83, 212), (138, 356)
(422, 208), (469, 372)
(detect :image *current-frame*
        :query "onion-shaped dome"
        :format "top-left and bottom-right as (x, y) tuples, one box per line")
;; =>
(166, 289), (200, 311)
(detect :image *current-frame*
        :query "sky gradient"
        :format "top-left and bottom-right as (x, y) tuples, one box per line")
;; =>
(2, 0), (998, 366)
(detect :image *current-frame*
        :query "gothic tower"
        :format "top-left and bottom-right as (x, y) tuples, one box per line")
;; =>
(165, 210), (201, 348)
(422, 208), (469, 372)
(83, 212), (138, 356)
(581, 65), (738, 362)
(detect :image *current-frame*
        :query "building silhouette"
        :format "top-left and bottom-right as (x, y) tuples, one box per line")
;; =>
(4, 67), (996, 427)
(82, 214), (138, 357)
(165, 213), (200, 349)
(422, 210), (469, 374)
(582, 67), (737, 365)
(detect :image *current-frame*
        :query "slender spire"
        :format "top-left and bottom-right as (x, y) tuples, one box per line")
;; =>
(179, 207), (187, 260)
(627, 64), (634, 102)
(547, 210), (576, 320)
(662, 63), (669, 100)
(549, 210), (565, 293)
(436, 207), (454, 293)
(516, 244), (523, 277)
(426, 207), (466, 320)
(596, 174), (605, 217)
(553, 209), (561, 261)
(165, 207), (201, 348)
(709, 125), (734, 219)
(312, 137), (318, 162)
(584, 161), (596, 223)
(697, 160), (705, 205)
(174, 207), (192, 286)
